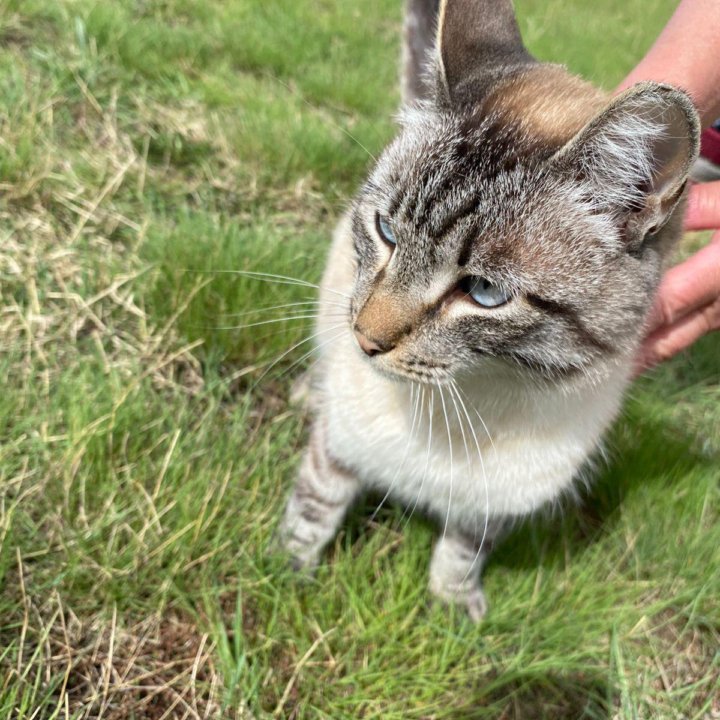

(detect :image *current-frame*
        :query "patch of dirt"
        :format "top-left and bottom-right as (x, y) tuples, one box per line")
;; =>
(639, 608), (720, 716)
(2, 594), (227, 720)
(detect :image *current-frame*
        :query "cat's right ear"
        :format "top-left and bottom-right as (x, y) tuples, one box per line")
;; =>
(436, 0), (534, 107)
(551, 83), (700, 251)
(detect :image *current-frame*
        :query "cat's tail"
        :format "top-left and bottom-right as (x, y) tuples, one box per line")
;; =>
(402, 0), (440, 104)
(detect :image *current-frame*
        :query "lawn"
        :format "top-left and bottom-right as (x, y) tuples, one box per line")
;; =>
(0, 0), (718, 718)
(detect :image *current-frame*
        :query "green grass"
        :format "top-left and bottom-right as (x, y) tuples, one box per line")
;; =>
(1, 0), (718, 718)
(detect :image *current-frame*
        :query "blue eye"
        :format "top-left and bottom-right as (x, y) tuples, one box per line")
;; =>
(461, 276), (511, 308)
(375, 212), (396, 247)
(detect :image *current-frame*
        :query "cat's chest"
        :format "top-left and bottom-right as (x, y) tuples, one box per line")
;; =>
(319, 334), (625, 522)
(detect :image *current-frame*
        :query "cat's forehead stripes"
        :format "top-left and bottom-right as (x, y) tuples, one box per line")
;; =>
(376, 64), (608, 255)
(374, 138), (540, 273)
(377, 115), (553, 248)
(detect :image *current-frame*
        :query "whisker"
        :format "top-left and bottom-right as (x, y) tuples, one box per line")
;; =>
(285, 346), (329, 394)
(217, 299), (334, 320)
(205, 313), (323, 331)
(437, 384), (454, 541)
(403, 384), (433, 528)
(189, 306), (348, 333)
(454, 383), (498, 455)
(265, 72), (378, 162)
(250, 322), (348, 391)
(451, 382), (494, 585)
(273, 328), (347, 384)
(447, 380), (474, 539)
(180, 268), (353, 301)
(234, 314), (347, 343)
(369, 381), (421, 523)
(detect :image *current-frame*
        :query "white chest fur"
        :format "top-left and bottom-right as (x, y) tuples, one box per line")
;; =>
(320, 330), (626, 531)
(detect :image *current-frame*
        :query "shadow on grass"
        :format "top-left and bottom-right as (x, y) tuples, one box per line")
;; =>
(490, 333), (720, 573)
(492, 414), (708, 573)
(456, 670), (611, 720)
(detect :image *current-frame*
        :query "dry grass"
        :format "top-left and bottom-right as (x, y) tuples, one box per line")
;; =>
(1, 1), (718, 718)
(5, 567), (224, 720)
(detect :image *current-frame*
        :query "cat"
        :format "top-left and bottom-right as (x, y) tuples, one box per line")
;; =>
(276, 0), (700, 621)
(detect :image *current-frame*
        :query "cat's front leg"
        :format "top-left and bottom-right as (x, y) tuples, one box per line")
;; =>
(278, 419), (360, 571)
(428, 521), (504, 623)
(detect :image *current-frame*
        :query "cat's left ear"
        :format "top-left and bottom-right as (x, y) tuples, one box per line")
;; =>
(436, 0), (535, 107)
(551, 82), (700, 250)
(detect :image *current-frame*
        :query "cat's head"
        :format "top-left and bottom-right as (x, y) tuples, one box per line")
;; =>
(347, 0), (699, 385)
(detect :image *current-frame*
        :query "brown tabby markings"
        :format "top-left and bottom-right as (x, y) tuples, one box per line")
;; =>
(276, 0), (701, 620)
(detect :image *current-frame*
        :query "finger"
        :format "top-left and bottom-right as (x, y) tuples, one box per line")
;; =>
(637, 295), (720, 371)
(684, 181), (720, 231)
(645, 231), (720, 332)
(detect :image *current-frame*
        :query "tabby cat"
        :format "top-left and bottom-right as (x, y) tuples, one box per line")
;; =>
(277, 0), (699, 620)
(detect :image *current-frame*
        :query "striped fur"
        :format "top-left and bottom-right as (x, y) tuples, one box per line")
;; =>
(278, 0), (700, 620)
(278, 419), (360, 570)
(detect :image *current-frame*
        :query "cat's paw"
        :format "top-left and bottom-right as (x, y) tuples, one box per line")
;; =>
(284, 545), (321, 575)
(464, 588), (488, 623)
(429, 582), (488, 624)
(270, 523), (322, 575)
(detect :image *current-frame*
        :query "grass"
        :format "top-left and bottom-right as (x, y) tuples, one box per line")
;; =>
(0, 0), (718, 717)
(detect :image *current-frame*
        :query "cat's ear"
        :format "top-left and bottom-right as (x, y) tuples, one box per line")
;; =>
(552, 83), (700, 250)
(436, 0), (534, 107)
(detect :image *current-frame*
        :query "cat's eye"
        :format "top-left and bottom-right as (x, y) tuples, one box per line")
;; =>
(375, 212), (396, 247)
(460, 276), (511, 308)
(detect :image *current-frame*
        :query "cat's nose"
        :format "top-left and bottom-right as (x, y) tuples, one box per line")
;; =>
(353, 329), (392, 357)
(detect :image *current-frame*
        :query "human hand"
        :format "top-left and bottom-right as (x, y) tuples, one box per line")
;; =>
(637, 181), (720, 371)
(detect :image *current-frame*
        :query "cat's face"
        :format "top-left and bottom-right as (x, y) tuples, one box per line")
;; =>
(339, 0), (698, 387)
(346, 100), (694, 386)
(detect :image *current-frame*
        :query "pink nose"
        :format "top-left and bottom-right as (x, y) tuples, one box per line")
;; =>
(354, 329), (387, 357)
